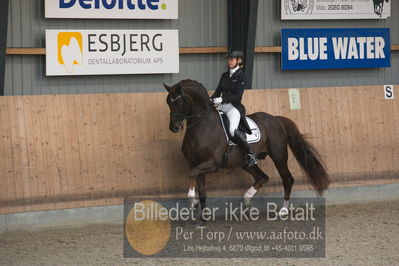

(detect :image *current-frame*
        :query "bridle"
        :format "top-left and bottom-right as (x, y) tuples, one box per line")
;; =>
(169, 93), (211, 129)
(169, 94), (189, 119)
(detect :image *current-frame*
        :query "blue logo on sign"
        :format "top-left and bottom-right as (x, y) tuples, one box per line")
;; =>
(60, 0), (161, 10)
(281, 28), (390, 70)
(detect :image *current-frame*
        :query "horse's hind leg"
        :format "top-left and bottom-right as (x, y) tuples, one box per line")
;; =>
(271, 149), (295, 216)
(197, 174), (206, 211)
(241, 165), (270, 207)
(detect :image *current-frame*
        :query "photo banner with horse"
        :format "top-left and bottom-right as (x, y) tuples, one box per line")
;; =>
(281, 0), (391, 20)
(281, 28), (390, 70)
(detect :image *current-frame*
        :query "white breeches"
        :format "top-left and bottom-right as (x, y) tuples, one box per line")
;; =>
(218, 103), (240, 137)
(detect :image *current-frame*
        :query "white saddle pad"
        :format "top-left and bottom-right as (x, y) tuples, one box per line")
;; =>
(217, 111), (261, 145)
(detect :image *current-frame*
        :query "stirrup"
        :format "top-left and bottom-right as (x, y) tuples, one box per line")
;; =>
(245, 153), (257, 167)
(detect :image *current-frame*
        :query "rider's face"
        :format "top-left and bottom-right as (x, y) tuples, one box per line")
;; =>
(227, 58), (238, 69)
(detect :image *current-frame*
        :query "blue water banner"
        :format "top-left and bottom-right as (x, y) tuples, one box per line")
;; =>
(281, 28), (390, 70)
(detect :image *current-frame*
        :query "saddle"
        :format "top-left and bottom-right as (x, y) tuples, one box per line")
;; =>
(218, 111), (261, 146)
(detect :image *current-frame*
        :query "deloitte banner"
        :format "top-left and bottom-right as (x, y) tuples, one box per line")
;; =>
(45, 0), (178, 19)
(46, 30), (179, 76)
(281, 28), (390, 70)
(281, 0), (391, 20)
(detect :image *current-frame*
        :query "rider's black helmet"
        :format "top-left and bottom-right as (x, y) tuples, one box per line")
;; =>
(225, 50), (244, 60)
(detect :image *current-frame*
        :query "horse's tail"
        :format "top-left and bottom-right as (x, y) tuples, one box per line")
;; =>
(277, 116), (330, 195)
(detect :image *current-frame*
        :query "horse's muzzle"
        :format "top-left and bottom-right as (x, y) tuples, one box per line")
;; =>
(169, 120), (184, 133)
(170, 126), (179, 133)
(169, 122), (180, 133)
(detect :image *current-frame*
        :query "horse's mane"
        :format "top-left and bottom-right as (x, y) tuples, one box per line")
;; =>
(176, 79), (210, 100)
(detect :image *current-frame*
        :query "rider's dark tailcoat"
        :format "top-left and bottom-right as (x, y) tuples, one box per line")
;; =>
(211, 68), (252, 134)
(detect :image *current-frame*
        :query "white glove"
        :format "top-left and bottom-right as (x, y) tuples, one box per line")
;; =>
(212, 97), (223, 105)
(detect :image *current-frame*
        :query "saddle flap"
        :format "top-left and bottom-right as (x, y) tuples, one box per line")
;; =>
(218, 111), (261, 145)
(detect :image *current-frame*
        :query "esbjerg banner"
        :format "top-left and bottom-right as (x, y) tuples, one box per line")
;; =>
(281, 28), (390, 70)
(46, 30), (179, 76)
(45, 0), (178, 19)
(281, 0), (391, 20)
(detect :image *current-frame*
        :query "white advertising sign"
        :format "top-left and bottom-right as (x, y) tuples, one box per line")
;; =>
(281, 0), (391, 20)
(46, 30), (179, 76)
(45, 0), (178, 19)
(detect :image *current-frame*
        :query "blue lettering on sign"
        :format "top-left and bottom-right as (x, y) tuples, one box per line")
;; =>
(60, 0), (76, 8)
(281, 28), (390, 70)
(60, 0), (160, 10)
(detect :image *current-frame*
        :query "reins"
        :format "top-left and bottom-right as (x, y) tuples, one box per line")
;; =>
(170, 93), (212, 130)
(186, 108), (211, 129)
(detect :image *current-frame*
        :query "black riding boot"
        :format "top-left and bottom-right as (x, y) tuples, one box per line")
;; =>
(233, 129), (257, 167)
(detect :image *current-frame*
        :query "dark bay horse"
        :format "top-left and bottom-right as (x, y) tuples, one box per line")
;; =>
(164, 80), (330, 216)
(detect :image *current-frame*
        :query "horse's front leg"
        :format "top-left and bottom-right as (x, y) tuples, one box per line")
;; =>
(187, 178), (199, 209)
(187, 160), (218, 216)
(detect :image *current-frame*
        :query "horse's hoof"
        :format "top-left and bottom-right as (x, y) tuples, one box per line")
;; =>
(278, 207), (289, 218)
(190, 199), (199, 212)
(194, 218), (206, 225)
(190, 207), (199, 213)
(190, 203), (199, 210)
(244, 198), (252, 209)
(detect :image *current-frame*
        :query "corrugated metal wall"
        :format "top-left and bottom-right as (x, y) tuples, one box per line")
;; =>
(253, 0), (399, 89)
(4, 0), (399, 95)
(4, 0), (228, 95)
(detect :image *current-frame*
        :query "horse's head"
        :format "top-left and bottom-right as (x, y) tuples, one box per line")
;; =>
(164, 83), (188, 133)
(164, 80), (211, 133)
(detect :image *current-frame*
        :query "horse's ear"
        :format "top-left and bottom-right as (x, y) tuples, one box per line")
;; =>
(163, 83), (171, 92)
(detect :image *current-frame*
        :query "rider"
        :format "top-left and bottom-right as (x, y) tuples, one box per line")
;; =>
(210, 50), (257, 167)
